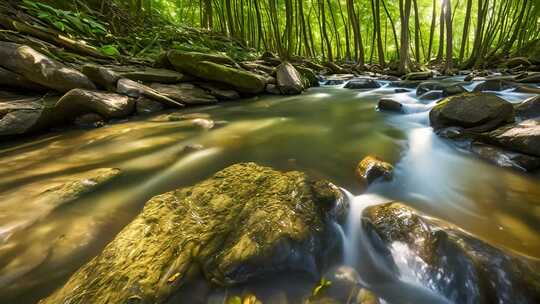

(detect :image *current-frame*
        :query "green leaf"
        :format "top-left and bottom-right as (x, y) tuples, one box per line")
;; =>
(99, 45), (120, 57)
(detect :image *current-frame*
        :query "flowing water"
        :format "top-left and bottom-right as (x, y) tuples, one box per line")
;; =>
(0, 81), (539, 303)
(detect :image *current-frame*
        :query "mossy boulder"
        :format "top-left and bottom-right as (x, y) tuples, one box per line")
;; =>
(429, 93), (514, 132)
(40, 163), (341, 304)
(296, 65), (320, 88)
(355, 156), (394, 188)
(167, 51), (266, 94)
(0, 42), (95, 92)
(362, 202), (540, 304)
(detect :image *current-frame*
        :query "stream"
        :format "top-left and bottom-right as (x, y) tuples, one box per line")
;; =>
(0, 80), (539, 303)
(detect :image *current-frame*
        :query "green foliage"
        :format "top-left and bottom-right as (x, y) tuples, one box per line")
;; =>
(20, 0), (109, 38)
(98, 44), (120, 57)
(312, 277), (332, 297)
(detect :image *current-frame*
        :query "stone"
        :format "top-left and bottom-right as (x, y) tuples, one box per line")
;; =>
(197, 83), (240, 101)
(0, 92), (59, 137)
(136, 97), (164, 115)
(265, 84), (281, 95)
(119, 67), (191, 84)
(429, 93), (514, 132)
(515, 96), (540, 121)
(513, 85), (540, 94)
(167, 51), (266, 94)
(276, 62), (304, 95)
(473, 79), (516, 92)
(419, 91), (444, 101)
(344, 78), (381, 90)
(442, 84), (467, 96)
(295, 65), (320, 88)
(362, 202), (540, 304)
(74, 113), (105, 128)
(116, 78), (183, 107)
(0, 66), (46, 91)
(403, 71), (433, 81)
(324, 79), (345, 85)
(41, 163), (341, 304)
(416, 81), (445, 96)
(471, 142), (540, 172)
(377, 99), (403, 113)
(56, 89), (135, 119)
(394, 88), (410, 93)
(81, 65), (120, 91)
(484, 119), (540, 157)
(391, 80), (422, 89)
(240, 61), (275, 75)
(150, 83), (218, 105)
(0, 42), (95, 92)
(517, 73), (540, 83)
(506, 57), (532, 69)
(355, 155), (394, 187)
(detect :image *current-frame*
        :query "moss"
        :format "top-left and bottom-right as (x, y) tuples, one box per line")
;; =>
(42, 163), (339, 304)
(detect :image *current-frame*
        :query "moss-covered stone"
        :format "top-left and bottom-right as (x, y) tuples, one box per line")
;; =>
(355, 156), (394, 188)
(41, 163), (341, 304)
(362, 202), (540, 304)
(167, 51), (266, 94)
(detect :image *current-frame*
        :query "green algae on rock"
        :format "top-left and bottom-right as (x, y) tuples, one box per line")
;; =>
(40, 163), (341, 304)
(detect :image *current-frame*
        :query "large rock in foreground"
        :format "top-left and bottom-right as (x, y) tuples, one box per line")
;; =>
(0, 92), (59, 137)
(167, 51), (266, 94)
(276, 62), (304, 95)
(41, 163), (341, 304)
(430, 93), (514, 132)
(484, 119), (540, 157)
(56, 89), (135, 119)
(0, 42), (95, 92)
(362, 202), (540, 304)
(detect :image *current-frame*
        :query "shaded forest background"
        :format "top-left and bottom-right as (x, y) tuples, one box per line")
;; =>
(2, 0), (540, 74)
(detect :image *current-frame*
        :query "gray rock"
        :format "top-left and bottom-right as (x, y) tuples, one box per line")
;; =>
(473, 79), (516, 92)
(116, 78), (183, 107)
(150, 83), (217, 105)
(56, 89), (135, 119)
(430, 93), (514, 132)
(515, 96), (540, 121)
(265, 84), (281, 95)
(0, 67), (46, 91)
(419, 91), (444, 101)
(276, 62), (304, 95)
(197, 83), (240, 100)
(0, 42), (95, 92)
(516, 72), (540, 83)
(135, 97), (164, 115)
(442, 84), (467, 96)
(81, 65), (120, 91)
(403, 71), (433, 81)
(377, 98), (403, 113)
(74, 113), (105, 128)
(471, 142), (540, 172)
(344, 78), (380, 90)
(0, 92), (58, 137)
(485, 119), (540, 157)
(119, 67), (191, 84)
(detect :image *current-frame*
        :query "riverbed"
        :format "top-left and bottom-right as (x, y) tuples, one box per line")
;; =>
(0, 82), (539, 303)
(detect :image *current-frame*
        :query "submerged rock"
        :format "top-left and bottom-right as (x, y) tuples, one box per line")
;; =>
(167, 51), (266, 94)
(471, 142), (540, 172)
(515, 96), (540, 121)
(276, 62), (304, 95)
(56, 89), (135, 119)
(355, 156), (393, 187)
(484, 119), (540, 157)
(362, 202), (540, 304)
(0, 42), (95, 92)
(377, 99), (403, 113)
(150, 83), (218, 105)
(344, 78), (380, 90)
(41, 163), (341, 304)
(430, 93), (514, 132)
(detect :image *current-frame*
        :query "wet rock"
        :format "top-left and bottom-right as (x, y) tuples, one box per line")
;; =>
(265, 84), (281, 95)
(513, 85), (540, 94)
(0, 66), (46, 91)
(197, 83), (240, 101)
(74, 113), (105, 128)
(344, 78), (381, 90)
(442, 84), (467, 96)
(471, 142), (540, 172)
(429, 93), (514, 132)
(240, 61), (275, 75)
(403, 71), (433, 81)
(419, 91), (444, 101)
(377, 99), (403, 113)
(355, 155), (393, 187)
(362, 202), (540, 304)
(394, 88), (410, 93)
(0, 93), (58, 137)
(136, 97), (164, 115)
(506, 57), (532, 69)
(324, 79), (345, 85)
(41, 163), (341, 304)
(296, 66), (320, 88)
(484, 119), (540, 157)
(0, 42), (95, 92)
(473, 79), (516, 92)
(81, 65), (120, 91)
(391, 80), (422, 89)
(517, 72), (540, 83)
(515, 95), (540, 121)
(276, 62), (304, 95)
(167, 51), (266, 94)
(116, 78), (183, 107)
(416, 81), (445, 96)
(56, 89), (135, 119)
(150, 83), (218, 105)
